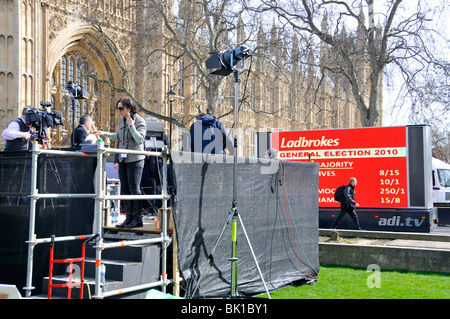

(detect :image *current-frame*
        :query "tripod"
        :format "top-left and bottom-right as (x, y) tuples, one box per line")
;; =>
(192, 70), (271, 299)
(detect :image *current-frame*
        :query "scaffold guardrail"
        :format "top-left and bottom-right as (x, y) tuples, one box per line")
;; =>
(24, 140), (172, 299)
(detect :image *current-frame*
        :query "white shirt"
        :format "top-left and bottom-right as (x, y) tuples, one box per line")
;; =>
(2, 117), (28, 140)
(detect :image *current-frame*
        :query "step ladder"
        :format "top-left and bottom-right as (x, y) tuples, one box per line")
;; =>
(47, 234), (98, 299)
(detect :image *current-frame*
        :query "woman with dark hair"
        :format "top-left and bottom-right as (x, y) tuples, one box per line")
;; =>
(94, 98), (147, 228)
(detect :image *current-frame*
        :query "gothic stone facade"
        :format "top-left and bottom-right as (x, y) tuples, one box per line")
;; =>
(0, 0), (382, 157)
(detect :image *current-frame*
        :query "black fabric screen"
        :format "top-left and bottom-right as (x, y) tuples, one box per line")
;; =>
(171, 152), (320, 297)
(0, 151), (96, 295)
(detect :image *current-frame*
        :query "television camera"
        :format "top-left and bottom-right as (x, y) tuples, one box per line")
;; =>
(25, 101), (63, 145)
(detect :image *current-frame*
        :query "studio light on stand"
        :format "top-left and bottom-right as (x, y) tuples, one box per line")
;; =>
(205, 45), (251, 76)
(193, 45), (271, 299)
(66, 81), (88, 147)
(167, 89), (176, 150)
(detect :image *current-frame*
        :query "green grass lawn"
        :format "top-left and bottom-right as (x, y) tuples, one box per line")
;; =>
(260, 265), (450, 299)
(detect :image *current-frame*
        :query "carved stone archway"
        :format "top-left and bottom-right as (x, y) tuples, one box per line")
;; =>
(46, 24), (123, 146)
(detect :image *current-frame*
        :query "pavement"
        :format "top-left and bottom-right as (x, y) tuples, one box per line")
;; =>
(385, 239), (450, 250)
(319, 225), (450, 250)
(430, 225), (450, 236)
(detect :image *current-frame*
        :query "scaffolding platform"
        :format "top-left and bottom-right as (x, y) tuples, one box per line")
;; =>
(103, 223), (162, 235)
(13, 141), (175, 299)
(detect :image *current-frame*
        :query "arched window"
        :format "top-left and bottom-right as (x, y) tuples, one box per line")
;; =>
(77, 59), (82, 83)
(61, 56), (67, 89)
(50, 51), (101, 145)
(69, 57), (74, 82)
(83, 100), (88, 115)
(60, 97), (67, 130)
(83, 60), (89, 87)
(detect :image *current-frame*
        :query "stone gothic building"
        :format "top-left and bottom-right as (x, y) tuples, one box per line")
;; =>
(0, 0), (382, 156)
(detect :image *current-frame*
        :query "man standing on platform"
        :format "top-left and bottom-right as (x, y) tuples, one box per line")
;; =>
(72, 115), (93, 147)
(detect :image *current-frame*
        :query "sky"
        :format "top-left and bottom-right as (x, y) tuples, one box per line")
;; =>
(382, 0), (450, 128)
(171, 0), (449, 129)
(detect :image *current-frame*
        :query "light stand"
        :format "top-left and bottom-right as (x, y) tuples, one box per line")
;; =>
(167, 89), (176, 150)
(70, 98), (76, 147)
(67, 81), (88, 147)
(193, 47), (271, 299)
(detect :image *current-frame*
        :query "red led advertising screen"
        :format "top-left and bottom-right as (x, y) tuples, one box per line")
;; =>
(272, 127), (409, 208)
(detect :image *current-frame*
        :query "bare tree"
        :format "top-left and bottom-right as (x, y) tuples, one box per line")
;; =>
(82, 0), (264, 129)
(247, 0), (450, 127)
(159, 0), (259, 117)
(78, 1), (184, 128)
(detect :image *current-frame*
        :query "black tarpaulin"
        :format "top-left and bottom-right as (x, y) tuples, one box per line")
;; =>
(0, 151), (96, 295)
(171, 152), (320, 298)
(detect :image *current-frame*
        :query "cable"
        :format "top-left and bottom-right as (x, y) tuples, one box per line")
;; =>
(278, 160), (318, 279)
(83, 280), (92, 299)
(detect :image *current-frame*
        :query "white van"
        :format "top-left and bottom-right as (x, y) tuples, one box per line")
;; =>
(432, 157), (450, 206)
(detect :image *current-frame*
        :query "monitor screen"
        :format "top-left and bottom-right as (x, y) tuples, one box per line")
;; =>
(272, 126), (408, 208)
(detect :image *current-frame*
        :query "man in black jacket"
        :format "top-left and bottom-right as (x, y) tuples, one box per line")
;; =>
(2, 106), (33, 151)
(72, 115), (93, 147)
(331, 177), (362, 230)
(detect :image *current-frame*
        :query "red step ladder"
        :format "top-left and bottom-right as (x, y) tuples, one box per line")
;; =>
(47, 234), (97, 299)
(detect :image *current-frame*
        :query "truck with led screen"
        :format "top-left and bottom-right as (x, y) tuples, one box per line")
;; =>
(255, 125), (438, 232)
(432, 157), (450, 225)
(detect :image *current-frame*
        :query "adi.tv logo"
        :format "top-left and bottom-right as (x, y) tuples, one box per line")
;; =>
(377, 215), (425, 227)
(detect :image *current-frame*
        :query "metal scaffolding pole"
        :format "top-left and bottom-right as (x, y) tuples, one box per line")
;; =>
(23, 140), (173, 299)
(92, 141), (172, 299)
(23, 143), (98, 297)
(93, 140), (106, 299)
(161, 150), (169, 293)
(23, 142), (39, 297)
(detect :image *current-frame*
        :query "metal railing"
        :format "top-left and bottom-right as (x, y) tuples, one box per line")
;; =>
(24, 141), (172, 298)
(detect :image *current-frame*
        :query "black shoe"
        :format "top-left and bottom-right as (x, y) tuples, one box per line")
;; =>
(125, 213), (143, 228)
(115, 212), (133, 228)
(126, 220), (143, 228)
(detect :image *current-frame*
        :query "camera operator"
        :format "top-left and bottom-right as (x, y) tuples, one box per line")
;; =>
(2, 106), (33, 151)
(71, 114), (93, 147)
(189, 108), (232, 155)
